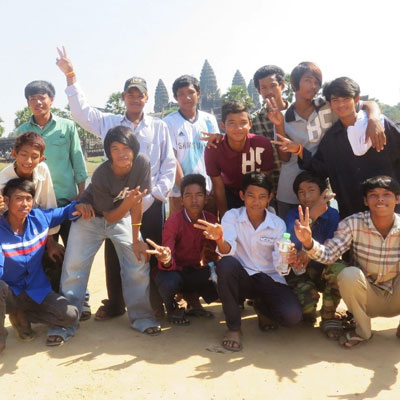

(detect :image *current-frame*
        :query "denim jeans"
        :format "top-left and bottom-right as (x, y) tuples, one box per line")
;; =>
(48, 216), (159, 340)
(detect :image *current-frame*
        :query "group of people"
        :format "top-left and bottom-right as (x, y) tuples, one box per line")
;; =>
(1, 46), (400, 354)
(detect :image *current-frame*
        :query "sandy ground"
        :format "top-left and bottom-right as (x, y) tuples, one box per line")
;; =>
(1, 244), (400, 400)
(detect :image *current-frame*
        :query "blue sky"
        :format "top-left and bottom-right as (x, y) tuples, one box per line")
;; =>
(1, 0), (399, 134)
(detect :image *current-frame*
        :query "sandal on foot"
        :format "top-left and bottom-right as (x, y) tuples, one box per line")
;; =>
(222, 331), (242, 352)
(144, 326), (162, 336)
(168, 310), (190, 326)
(258, 314), (278, 331)
(46, 335), (65, 347)
(320, 318), (344, 340)
(80, 310), (92, 321)
(8, 313), (35, 342)
(94, 304), (125, 321)
(339, 331), (372, 348)
(185, 307), (214, 319)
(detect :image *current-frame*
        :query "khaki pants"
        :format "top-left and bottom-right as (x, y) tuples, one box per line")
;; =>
(337, 267), (400, 339)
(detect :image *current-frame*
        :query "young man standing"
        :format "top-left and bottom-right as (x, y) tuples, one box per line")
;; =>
(147, 174), (218, 326)
(0, 178), (87, 353)
(55, 47), (176, 319)
(195, 172), (302, 351)
(47, 126), (161, 345)
(295, 175), (400, 348)
(205, 100), (273, 217)
(164, 75), (220, 215)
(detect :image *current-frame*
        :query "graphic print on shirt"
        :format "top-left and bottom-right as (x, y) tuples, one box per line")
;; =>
(113, 187), (130, 203)
(241, 147), (265, 175)
(306, 108), (333, 143)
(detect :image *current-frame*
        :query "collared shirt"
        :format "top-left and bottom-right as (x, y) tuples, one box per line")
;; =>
(204, 133), (273, 191)
(306, 211), (400, 293)
(14, 114), (88, 206)
(286, 206), (339, 251)
(277, 98), (336, 204)
(251, 106), (282, 191)
(159, 209), (218, 271)
(0, 202), (78, 304)
(0, 161), (59, 235)
(219, 207), (287, 284)
(299, 117), (400, 219)
(65, 82), (176, 211)
(164, 109), (219, 196)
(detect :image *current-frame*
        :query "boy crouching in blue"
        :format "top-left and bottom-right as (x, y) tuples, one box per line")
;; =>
(0, 178), (88, 353)
(47, 126), (161, 346)
(195, 172), (302, 351)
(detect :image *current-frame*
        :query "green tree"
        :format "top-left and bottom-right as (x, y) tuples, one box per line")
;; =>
(0, 117), (4, 137)
(283, 74), (294, 104)
(105, 92), (126, 114)
(221, 86), (254, 110)
(14, 106), (32, 129)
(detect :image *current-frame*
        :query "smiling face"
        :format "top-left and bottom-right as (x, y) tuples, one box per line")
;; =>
(5, 189), (34, 220)
(175, 84), (200, 114)
(27, 93), (53, 120)
(181, 183), (206, 220)
(221, 111), (252, 148)
(297, 181), (322, 209)
(328, 95), (358, 121)
(12, 144), (45, 179)
(364, 188), (399, 217)
(109, 141), (134, 170)
(122, 87), (148, 115)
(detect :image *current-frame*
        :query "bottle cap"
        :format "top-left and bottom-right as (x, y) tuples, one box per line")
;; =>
(283, 233), (291, 239)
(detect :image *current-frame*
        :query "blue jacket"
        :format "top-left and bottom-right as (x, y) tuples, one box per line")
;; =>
(0, 202), (78, 304)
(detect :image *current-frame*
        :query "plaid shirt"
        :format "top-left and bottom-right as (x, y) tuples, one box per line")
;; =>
(251, 106), (281, 192)
(306, 211), (400, 293)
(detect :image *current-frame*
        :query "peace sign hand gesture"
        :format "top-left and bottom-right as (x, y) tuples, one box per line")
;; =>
(145, 239), (172, 265)
(271, 133), (302, 154)
(56, 46), (74, 75)
(193, 219), (224, 242)
(294, 205), (313, 249)
(265, 97), (284, 128)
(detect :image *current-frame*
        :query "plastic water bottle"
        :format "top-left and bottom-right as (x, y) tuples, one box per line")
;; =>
(209, 262), (218, 285)
(276, 233), (292, 276)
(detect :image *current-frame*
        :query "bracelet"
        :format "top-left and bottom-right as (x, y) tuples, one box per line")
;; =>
(131, 222), (142, 226)
(65, 71), (76, 78)
(294, 144), (303, 156)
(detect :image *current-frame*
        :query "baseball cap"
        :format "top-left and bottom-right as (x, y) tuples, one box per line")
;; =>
(123, 77), (147, 94)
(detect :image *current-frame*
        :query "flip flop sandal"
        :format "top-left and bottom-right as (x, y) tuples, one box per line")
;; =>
(144, 326), (162, 336)
(339, 331), (372, 348)
(185, 307), (215, 319)
(222, 335), (242, 352)
(320, 319), (344, 340)
(168, 310), (190, 326)
(46, 335), (65, 347)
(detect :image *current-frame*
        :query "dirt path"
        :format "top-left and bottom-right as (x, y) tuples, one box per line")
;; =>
(1, 244), (400, 400)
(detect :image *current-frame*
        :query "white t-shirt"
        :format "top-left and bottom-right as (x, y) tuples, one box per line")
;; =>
(164, 110), (219, 197)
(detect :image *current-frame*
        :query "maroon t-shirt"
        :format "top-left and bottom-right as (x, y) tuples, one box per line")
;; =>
(159, 209), (218, 271)
(204, 133), (273, 190)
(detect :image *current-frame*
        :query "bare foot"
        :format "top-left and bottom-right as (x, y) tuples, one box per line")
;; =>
(46, 335), (65, 347)
(222, 330), (242, 352)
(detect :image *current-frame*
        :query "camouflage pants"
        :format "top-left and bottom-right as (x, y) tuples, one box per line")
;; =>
(286, 261), (347, 320)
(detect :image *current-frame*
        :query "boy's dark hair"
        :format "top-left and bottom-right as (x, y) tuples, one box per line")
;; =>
(172, 75), (200, 97)
(3, 178), (36, 198)
(362, 175), (400, 197)
(242, 172), (273, 194)
(323, 77), (360, 102)
(14, 131), (46, 155)
(181, 174), (207, 196)
(253, 65), (285, 89)
(221, 100), (249, 123)
(24, 80), (55, 99)
(290, 62), (322, 91)
(103, 125), (140, 161)
(293, 171), (327, 196)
